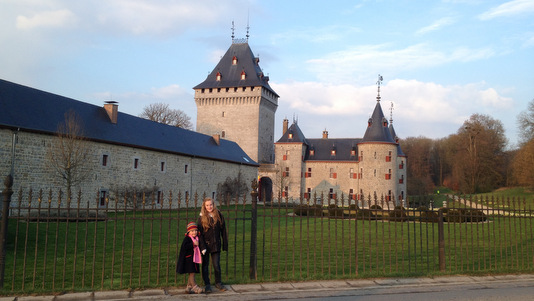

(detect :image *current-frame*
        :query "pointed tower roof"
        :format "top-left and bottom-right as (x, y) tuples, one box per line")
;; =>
(276, 122), (308, 145)
(193, 42), (279, 97)
(361, 75), (396, 144)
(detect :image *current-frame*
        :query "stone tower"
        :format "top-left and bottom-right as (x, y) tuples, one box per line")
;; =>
(357, 77), (401, 201)
(193, 39), (279, 164)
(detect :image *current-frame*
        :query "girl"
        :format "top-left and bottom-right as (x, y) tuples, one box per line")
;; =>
(176, 222), (204, 294)
(197, 198), (228, 293)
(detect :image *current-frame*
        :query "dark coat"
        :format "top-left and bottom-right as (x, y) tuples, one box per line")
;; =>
(176, 235), (200, 274)
(197, 211), (228, 253)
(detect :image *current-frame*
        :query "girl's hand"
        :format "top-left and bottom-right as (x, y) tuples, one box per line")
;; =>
(193, 240), (199, 246)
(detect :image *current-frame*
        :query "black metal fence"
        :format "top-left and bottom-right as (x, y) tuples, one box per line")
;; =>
(1, 181), (533, 294)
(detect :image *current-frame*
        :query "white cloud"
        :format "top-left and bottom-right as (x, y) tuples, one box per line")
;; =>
(416, 17), (456, 35)
(306, 44), (496, 84)
(271, 79), (513, 140)
(16, 9), (76, 29)
(478, 0), (534, 20)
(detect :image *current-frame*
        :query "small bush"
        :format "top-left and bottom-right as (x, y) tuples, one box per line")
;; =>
(293, 205), (324, 217)
(420, 210), (439, 223)
(445, 209), (465, 223)
(356, 209), (375, 219)
(464, 209), (487, 222)
(370, 204), (382, 210)
(327, 207), (345, 218)
(349, 204), (359, 210)
(388, 208), (408, 222)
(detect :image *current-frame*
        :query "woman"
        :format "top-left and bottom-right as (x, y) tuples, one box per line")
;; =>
(197, 197), (228, 293)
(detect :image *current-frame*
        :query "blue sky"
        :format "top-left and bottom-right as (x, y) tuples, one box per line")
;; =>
(1, 0), (533, 148)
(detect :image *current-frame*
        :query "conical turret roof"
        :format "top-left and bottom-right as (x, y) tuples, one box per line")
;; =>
(193, 42), (278, 97)
(361, 101), (396, 144)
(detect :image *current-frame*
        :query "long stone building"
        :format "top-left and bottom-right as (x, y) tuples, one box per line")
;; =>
(0, 79), (258, 207)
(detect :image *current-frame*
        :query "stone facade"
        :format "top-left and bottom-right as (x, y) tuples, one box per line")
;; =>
(195, 86), (277, 164)
(193, 41), (407, 206)
(0, 129), (257, 207)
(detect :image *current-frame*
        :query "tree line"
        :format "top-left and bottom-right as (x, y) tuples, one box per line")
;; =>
(401, 99), (534, 195)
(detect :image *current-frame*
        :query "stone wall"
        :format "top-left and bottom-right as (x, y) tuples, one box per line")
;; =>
(0, 129), (257, 208)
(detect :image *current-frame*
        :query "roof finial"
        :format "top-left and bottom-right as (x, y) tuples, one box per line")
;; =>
(389, 102), (394, 124)
(231, 21), (235, 42)
(246, 10), (250, 41)
(376, 74), (383, 102)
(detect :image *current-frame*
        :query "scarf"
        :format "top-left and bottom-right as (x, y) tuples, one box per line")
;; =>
(189, 235), (201, 264)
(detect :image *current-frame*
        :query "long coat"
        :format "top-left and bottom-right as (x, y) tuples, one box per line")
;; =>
(197, 211), (228, 253)
(176, 236), (200, 274)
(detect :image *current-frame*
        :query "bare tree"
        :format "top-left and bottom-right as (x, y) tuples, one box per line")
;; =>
(46, 110), (92, 199)
(217, 172), (248, 205)
(139, 102), (193, 130)
(517, 98), (534, 145)
(454, 114), (507, 193)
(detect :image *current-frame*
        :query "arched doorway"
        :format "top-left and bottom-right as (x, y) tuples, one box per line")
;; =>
(259, 177), (273, 203)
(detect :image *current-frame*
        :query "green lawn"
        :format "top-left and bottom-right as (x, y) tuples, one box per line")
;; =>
(1, 197), (533, 295)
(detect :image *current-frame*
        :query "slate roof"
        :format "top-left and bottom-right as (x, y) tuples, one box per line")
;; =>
(0, 79), (258, 166)
(276, 123), (308, 144)
(276, 122), (360, 162)
(389, 123), (406, 157)
(305, 138), (360, 161)
(193, 42), (279, 97)
(361, 101), (396, 144)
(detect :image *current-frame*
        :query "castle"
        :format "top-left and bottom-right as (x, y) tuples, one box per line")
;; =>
(193, 39), (407, 205)
(0, 36), (406, 207)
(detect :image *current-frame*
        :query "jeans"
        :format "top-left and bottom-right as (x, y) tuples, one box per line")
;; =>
(201, 251), (221, 286)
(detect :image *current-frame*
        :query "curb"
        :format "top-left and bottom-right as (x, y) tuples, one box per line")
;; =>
(3, 274), (534, 300)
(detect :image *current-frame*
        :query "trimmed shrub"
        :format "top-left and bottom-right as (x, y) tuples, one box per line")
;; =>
(327, 207), (345, 218)
(349, 204), (359, 210)
(370, 204), (382, 210)
(388, 208), (408, 222)
(445, 209), (465, 223)
(464, 209), (487, 222)
(356, 209), (375, 219)
(420, 210), (439, 223)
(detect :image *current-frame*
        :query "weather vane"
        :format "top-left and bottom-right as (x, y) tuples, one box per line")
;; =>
(231, 21), (235, 42)
(376, 74), (383, 102)
(389, 102), (394, 123)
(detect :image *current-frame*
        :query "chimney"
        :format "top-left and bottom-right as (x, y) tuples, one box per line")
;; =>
(104, 101), (118, 124)
(322, 130), (328, 139)
(283, 118), (289, 135)
(212, 134), (220, 146)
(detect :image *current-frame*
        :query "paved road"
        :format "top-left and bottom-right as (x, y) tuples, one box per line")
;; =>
(9, 274), (534, 301)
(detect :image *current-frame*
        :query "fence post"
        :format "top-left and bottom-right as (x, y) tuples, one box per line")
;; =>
(438, 208), (445, 271)
(249, 178), (258, 280)
(0, 174), (14, 288)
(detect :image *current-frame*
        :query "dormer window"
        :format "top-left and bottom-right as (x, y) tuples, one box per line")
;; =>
(368, 118), (372, 127)
(331, 149), (336, 156)
(232, 56), (237, 65)
(241, 70), (246, 80)
(382, 117), (388, 127)
(216, 71), (221, 81)
(310, 149), (315, 156)
(288, 133), (293, 139)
